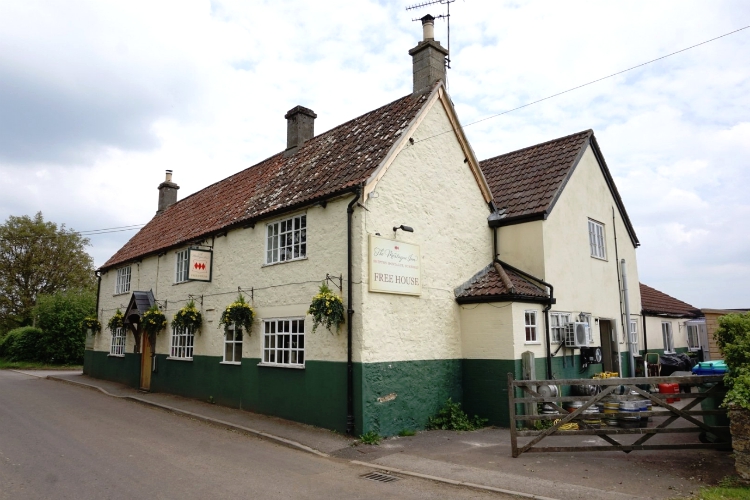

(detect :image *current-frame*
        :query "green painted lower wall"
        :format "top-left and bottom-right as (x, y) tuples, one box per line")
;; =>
(84, 351), (348, 433)
(358, 359), (462, 437)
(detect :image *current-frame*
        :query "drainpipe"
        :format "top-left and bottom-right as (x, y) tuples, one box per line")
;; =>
(94, 270), (102, 320)
(346, 187), (361, 435)
(642, 313), (648, 354)
(612, 207), (624, 376)
(621, 259), (635, 377)
(494, 258), (555, 379)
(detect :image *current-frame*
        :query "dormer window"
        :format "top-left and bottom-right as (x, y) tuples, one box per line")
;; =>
(266, 214), (306, 264)
(588, 219), (606, 260)
(115, 266), (131, 295)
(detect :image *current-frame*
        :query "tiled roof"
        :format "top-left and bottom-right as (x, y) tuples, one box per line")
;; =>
(455, 262), (548, 302)
(479, 130), (639, 246)
(102, 90), (432, 270)
(480, 130), (592, 220)
(640, 283), (703, 318)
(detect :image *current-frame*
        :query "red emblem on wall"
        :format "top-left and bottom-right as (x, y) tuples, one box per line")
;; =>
(194, 262), (206, 270)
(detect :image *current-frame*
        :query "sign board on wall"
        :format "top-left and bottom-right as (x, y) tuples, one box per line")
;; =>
(368, 235), (422, 296)
(188, 248), (213, 282)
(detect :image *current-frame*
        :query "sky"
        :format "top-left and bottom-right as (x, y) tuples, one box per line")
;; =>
(0, 0), (748, 309)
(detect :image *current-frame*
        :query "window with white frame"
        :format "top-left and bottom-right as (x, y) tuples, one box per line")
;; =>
(175, 249), (189, 283)
(262, 318), (305, 367)
(170, 325), (195, 359)
(550, 312), (571, 343)
(588, 219), (606, 260)
(224, 325), (242, 363)
(629, 319), (639, 354)
(661, 321), (674, 354)
(110, 327), (126, 356)
(115, 266), (131, 294)
(266, 215), (306, 264)
(687, 324), (701, 350)
(524, 311), (538, 343)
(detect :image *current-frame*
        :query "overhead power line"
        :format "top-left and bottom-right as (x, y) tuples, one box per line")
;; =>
(411, 23), (750, 145)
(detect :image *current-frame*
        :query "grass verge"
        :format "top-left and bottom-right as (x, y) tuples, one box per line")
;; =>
(0, 357), (82, 370)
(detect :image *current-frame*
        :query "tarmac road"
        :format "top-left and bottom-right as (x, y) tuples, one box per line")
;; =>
(0, 370), (512, 500)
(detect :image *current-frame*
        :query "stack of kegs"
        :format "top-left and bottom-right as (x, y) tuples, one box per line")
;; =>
(563, 401), (602, 427)
(618, 400), (648, 428)
(603, 401), (620, 426)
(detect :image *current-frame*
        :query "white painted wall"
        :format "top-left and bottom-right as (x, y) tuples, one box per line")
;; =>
(357, 97), (494, 363)
(95, 196), (355, 363)
(643, 315), (690, 353)
(523, 145), (640, 352)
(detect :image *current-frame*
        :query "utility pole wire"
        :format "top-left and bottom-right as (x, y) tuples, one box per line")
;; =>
(411, 24), (750, 145)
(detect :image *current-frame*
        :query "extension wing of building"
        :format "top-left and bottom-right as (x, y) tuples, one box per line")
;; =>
(87, 18), (648, 433)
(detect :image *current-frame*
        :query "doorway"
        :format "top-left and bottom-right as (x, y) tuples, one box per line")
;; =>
(599, 319), (620, 375)
(140, 331), (152, 391)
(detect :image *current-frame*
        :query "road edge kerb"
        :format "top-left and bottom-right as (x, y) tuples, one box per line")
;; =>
(45, 375), (329, 458)
(349, 460), (561, 500)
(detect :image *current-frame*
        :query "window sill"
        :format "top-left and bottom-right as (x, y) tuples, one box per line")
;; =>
(173, 281), (189, 286)
(112, 292), (130, 297)
(524, 341), (542, 345)
(167, 357), (193, 362)
(108, 354), (125, 358)
(590, 255), (608, 262)
(220, 361), (241, 365)
(257, 362), (305, 370)
(262, 256), (308, 268)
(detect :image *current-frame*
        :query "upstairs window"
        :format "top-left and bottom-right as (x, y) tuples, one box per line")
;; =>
(115, 266), (131, 295)
(175, 249), (189, 283)
(588, 219), (606, 260)
(524, 311), (538, 343)
(266, 215), (306, 264)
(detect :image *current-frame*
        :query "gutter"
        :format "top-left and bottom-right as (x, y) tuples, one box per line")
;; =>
(346, 187), (362, 435)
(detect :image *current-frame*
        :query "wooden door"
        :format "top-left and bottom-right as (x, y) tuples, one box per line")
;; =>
(140, 332), (152, 391)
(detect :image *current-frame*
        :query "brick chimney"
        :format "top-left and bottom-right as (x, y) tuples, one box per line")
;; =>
(284, 105), (317, 157)
(408, 14), (448, 95)
(156, 170), (179, 215)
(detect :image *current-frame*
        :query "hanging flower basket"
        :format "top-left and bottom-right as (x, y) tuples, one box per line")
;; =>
(173, 300), (203, 333)
(219, 295), (254, 334)
(107, 309), (124, 332)
(308, 282), (345, 333)
(142, 304), (167, 336)
(81, 317), (101, 334)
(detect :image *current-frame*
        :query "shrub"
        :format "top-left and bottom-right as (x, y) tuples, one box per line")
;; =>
(426, 398), (488, 431)
(715, 312), (750, 410)
(34, 289), (95, 364)
(0, 327), (43, 361)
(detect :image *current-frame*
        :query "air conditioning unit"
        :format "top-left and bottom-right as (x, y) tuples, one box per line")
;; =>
(565, 322), (590, 348)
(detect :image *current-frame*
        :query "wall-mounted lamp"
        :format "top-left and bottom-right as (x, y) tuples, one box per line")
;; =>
(393, 224), (414, 233)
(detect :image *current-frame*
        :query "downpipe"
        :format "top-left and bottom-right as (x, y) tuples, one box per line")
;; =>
(346, 187), (361, 435)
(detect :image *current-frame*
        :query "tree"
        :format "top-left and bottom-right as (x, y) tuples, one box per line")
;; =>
(0, 212), (96, 334)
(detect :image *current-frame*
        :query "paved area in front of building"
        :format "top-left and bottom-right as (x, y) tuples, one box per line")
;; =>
(22, 370), (738, 500)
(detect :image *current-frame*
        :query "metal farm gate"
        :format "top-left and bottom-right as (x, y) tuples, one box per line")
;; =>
(508, 374), (729, 457)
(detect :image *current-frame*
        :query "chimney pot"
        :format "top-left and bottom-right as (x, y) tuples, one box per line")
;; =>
(421, 14), (435, 41)
(157, 170), (179, 215)
(284, 105), (317, 157)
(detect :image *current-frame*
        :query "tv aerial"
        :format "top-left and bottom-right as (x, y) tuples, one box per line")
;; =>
(406, 0), (455, 69)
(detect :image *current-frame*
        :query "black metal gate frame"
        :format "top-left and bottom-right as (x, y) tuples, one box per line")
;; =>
(508, 373), (729, 457)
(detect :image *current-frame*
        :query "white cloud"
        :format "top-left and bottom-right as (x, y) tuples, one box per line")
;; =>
(0, 0), (748, 307)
